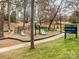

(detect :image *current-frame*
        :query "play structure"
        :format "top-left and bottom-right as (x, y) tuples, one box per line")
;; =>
(0, 0), (65, 42)
(11, 26), (26, 36)
(64, 24), (77, 39)
(39, 25), (46, 35)
(34, 23), (46, 35)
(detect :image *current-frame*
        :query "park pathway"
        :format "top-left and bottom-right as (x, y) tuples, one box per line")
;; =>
(0, 33), (64, 53)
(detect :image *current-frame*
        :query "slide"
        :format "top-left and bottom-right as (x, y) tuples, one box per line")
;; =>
(40, 25), (46, 35)
(40, 28), (46, 35)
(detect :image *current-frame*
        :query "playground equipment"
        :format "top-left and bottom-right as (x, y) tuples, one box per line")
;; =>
(39, 25), (46, 35)
(12, 26), (26, 36)
(34, 23), (46, 35)
(64, 24), (77, 39)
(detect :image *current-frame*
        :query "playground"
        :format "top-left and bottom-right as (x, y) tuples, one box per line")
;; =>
(0, 0), (79, 59)
(0, 21), (61, 48)
(0, 0), (67, 48)
(0, 0), (78, 48)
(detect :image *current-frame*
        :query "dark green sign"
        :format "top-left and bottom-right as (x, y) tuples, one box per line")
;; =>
(64, 24), (77, 39)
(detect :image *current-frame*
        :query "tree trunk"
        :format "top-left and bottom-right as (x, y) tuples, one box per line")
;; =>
(60, 14), (62, 33)
(30, 0), (35, 49)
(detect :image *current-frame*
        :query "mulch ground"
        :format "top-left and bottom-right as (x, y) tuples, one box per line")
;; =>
(0, 22), (64, 48)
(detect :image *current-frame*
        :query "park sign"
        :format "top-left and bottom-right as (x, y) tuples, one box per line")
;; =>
(64, 24), (77, 39)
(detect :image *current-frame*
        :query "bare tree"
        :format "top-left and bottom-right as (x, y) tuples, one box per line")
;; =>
(48, 0), (63, 30)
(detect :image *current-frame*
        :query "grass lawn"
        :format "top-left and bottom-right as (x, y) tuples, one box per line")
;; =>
(0, 33), (79, 59)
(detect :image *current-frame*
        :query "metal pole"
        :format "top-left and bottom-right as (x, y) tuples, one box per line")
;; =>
(7, 0), (11, 32)
(30, 0), (35, 49)
(1, 2), (4, 38)
(23, 0), (27, 29)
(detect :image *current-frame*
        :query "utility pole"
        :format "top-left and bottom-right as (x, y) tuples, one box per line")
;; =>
(30, 0), (35, 49)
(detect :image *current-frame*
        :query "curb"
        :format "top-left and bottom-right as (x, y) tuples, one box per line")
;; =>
(0, 33), (64, 53)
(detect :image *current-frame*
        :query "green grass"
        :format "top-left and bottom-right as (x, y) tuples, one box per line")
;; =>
(0, 33), (79, 59)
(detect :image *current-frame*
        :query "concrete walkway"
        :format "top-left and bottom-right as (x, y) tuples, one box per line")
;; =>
(0, 33), (64, 53)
